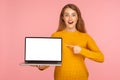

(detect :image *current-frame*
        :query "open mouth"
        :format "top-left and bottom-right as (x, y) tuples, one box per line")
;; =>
(68, 21), (74, 24)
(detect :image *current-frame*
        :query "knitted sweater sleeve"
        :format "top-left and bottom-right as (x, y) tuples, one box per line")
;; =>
(80, 34), (104, 62)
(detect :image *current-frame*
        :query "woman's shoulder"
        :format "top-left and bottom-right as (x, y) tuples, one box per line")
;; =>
(51, 31), (63, 37)
(78, 32), (92, 39)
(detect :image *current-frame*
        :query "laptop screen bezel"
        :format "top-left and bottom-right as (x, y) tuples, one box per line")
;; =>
(24, 37), (62, 64)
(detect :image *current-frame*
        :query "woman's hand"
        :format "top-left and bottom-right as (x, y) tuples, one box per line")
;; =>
(36, 65), (49, 71)
(66, 45), (81, 54)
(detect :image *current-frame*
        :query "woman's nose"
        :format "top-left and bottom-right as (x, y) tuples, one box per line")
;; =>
(69, 16), (72, 20)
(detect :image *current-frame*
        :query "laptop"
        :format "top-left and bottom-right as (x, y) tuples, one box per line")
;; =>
(21, 37), (62, 66)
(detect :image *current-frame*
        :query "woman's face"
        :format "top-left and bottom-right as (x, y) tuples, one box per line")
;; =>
(63, 8), (78, 30)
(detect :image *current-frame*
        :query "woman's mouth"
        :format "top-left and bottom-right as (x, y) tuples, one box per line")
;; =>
(68, 21), (74, 24)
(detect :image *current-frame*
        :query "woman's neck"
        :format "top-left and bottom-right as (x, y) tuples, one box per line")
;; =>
(65, 27), (77, 32)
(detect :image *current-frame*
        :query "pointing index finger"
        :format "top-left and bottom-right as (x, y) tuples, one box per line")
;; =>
(66, 44), (74, 48)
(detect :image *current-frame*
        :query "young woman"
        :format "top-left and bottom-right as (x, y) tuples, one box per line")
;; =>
(37, 4), (104, 80)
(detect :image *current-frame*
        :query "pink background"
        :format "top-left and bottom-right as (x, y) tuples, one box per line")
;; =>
(0, 0), (120, 80)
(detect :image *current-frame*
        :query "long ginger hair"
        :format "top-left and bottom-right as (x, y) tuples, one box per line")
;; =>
(57, 4), (86, 33)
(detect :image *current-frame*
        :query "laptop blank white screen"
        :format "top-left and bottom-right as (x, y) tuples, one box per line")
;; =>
(25, 37), (62, 61)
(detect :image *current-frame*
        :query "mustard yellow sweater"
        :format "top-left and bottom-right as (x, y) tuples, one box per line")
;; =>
(51, 30), (104, 80)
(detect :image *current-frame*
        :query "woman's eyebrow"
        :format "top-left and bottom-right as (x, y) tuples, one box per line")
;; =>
(64, 12), (69, 14)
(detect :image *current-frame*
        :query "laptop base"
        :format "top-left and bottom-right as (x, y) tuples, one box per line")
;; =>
(20, 63), (62, 66)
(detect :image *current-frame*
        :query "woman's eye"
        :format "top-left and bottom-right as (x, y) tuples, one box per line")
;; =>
(72, 14), (76, 17)
(64, 15), (69, 17)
